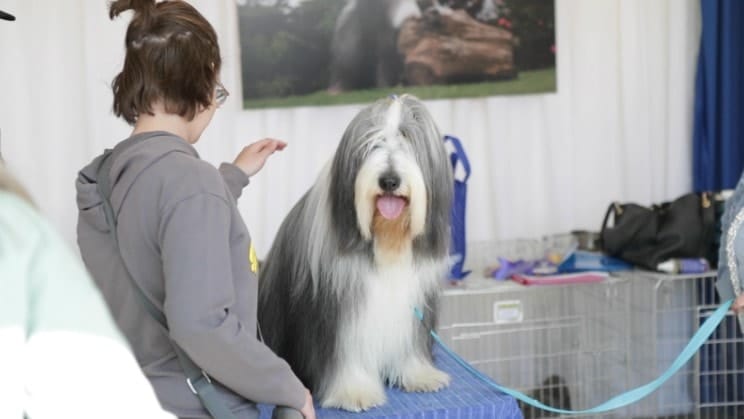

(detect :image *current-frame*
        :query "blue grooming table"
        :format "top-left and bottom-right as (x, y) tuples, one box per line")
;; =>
(259, 346), (522, 418)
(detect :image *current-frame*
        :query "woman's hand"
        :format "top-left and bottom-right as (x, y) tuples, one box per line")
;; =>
(233, 138), (287, 177)
(300, 388), (316, 419)
(733, 294), (744, 313)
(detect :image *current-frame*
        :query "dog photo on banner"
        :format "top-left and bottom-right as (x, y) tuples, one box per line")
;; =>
(236, 0), (556, 109)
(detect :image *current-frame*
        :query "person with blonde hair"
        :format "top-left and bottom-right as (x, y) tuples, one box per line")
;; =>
(1, 6), (174, 418)
(1, 163), (175, 419)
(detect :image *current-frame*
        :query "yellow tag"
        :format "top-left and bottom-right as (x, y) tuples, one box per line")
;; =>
(249, 243), (259, 273)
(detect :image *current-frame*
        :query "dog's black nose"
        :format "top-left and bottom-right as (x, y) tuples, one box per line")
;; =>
(379, 174), (401, 192)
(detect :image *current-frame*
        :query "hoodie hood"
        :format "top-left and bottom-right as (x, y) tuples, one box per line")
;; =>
(76, 131), (198, 234)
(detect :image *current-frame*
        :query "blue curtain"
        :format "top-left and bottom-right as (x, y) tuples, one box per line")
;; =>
(693, 0), (744, 191)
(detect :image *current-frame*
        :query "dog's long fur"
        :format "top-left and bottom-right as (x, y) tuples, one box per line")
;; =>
(329, 0), (420, 91)
(328, 0), (501, 91)
(258, 95), (453, 411)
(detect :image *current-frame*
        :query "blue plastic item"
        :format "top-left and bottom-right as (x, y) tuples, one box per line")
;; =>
(444, 135), (472, 280)
(557, 250), (632, 273)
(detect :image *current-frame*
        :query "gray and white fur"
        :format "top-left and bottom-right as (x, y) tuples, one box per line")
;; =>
(329, 0), (421, 91)
(258, 95), (453, 411)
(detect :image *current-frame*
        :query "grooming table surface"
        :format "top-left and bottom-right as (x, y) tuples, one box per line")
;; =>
(259, 346), (522, 418)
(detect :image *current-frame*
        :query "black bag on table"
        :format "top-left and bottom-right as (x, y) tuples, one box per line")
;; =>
(599, 192), (716, 270)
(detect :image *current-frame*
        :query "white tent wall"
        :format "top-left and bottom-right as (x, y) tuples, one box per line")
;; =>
(0, 0), (701, 258)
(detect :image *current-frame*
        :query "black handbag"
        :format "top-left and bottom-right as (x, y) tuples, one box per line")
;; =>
(599, 192), (716, 270)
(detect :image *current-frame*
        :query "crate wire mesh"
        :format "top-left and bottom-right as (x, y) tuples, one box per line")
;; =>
(438, 241), (744, 419)
(623, 271), (744, 419)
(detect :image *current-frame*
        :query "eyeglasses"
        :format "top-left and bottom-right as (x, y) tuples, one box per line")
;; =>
(215, 82), (229, 107)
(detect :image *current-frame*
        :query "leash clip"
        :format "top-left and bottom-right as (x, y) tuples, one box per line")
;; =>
(187, 371), (212, 395)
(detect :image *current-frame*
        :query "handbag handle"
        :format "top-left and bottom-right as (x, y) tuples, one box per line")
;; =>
(599, 202), (619, 250)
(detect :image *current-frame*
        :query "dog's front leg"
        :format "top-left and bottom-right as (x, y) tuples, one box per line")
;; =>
(399, 354), (450, 392)
(321, 364), (386, 412)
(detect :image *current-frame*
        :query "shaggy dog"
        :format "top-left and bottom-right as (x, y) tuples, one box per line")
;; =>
(258, 95), (453, 411)
(328, 0), (421, 92)
(328, 0), (500, 92)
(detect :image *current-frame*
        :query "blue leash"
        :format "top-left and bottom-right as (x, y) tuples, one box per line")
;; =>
(415, 298), (734, 415)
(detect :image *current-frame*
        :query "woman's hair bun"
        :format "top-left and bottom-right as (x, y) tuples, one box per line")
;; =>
(109, 0), (156, 20)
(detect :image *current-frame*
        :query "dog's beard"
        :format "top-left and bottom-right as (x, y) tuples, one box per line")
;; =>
(354, 151), (427, 246)
(372, 204), (412, 262)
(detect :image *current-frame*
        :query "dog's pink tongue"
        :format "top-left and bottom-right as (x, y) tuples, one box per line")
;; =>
(376, 196), (406, 220)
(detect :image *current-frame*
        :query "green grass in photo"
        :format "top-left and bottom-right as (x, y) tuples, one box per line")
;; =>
(243, 67), (556, 110)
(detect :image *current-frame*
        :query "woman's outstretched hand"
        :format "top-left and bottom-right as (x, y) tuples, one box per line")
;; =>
(233, 138), (287, 177)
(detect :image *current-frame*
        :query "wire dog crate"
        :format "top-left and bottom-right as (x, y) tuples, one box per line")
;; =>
(624, 271), (744, 419)
(438, 267), (744, 418)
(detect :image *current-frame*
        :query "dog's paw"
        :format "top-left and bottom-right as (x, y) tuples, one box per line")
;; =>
(321, 385), (386, 412)
(401, 364), (450, 392)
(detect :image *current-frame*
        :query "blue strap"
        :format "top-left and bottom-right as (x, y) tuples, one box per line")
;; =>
(444, 135), (471, 182)
(415, 298), (734, 415)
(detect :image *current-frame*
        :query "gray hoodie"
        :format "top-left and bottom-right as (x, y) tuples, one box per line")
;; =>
(76, 131), (305, 418)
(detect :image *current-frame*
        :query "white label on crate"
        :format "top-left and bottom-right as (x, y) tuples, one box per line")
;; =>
(493, 300), (523, 324)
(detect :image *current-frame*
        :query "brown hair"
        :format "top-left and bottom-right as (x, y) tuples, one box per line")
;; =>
(0, 163), (34, 205)
(109, 0), (221, 124)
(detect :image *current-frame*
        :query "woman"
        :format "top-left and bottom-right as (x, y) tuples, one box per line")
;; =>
(717, 172), (744, 316)
(75, 1), (314, 418)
